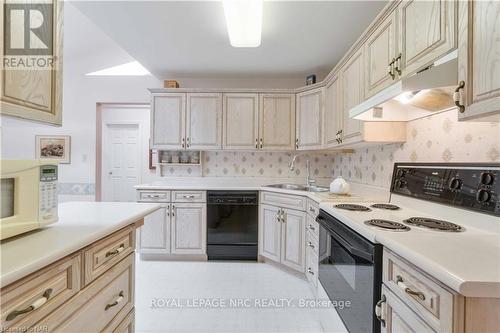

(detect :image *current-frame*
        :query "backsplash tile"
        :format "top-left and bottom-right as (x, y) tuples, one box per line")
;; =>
(159, 110), (499, 189)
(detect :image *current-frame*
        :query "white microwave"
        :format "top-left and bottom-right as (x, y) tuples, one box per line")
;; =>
(1, 160), (59, 240)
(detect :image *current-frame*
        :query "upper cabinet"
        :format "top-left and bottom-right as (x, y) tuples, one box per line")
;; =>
(151, 92), (222, 150)
(457, 0), (500, 122)
(340, 48), (364, 144)
(222, 93), (259, 150)
(151, 93), (186, 149)
(323, 75), (341, 148)
(397, 0), (456, 77)
(0, 0), (63, 125)
(365, 11), (398, 98)
(186, 93), (222, 149)
(259, 94), (295, 150)
(296, 88), (323, 150)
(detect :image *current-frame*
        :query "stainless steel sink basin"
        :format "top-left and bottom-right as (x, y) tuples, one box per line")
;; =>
(266, 184), (329, 193)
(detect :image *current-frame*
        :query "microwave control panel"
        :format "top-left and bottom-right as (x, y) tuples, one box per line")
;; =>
(39, 165), (58, 222)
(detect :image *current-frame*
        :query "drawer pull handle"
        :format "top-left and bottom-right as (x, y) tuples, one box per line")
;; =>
(148, 194), (161, 198)
(307, 268), (314, 275)
(182, 195), (196, 199)
(309, 207), (316, 213)
(307, 241), (315, 249)
(396, 275), (426, 301)
(308, 224), (315, 231)
(105, 291), (124, 311)
(106, 243), (125, 257)
(6, 289), (53, 321)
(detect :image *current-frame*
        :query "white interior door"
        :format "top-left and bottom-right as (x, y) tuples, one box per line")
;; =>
(102, 123), (141, 202)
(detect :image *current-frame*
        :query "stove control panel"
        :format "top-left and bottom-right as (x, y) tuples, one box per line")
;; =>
(391, 164), (500, 216)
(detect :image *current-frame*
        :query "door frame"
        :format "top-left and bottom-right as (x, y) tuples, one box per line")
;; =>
(96, 103), (149, 201)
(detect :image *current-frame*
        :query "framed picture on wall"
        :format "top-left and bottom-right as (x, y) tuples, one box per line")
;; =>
(35, 135), (71, 164)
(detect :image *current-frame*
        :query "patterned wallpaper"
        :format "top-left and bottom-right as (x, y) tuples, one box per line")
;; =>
(159, 109), (499, 189)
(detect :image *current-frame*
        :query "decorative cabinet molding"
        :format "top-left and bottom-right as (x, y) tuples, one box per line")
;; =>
(259, 94), (296, 150)
(139, 204), (171, 255)
(296, 88), (323, 150)
(0, 0), (63, 125)
(222, 93), (259, 150)
(457, 0), (500, 122)
(397, 0), (456, 77)
(171, 203), (207, 255)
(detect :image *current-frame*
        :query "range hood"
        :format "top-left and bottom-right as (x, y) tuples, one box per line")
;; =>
(350, 52), (459, 122)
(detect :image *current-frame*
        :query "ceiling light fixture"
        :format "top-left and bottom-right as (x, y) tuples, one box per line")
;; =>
(85, 61), (150, 76)
(223, 0), (263, 48)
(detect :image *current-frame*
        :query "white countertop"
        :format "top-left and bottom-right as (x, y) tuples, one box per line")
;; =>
(319, 201), (500, 298)
(0, 201), (161, 288)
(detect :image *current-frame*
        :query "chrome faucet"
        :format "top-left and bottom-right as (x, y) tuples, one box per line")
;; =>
(289, 154), (316, 187)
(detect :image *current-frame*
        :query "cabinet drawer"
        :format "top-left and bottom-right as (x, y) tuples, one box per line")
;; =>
(138, 191), (170, 202)
(305, 245), (319, 289)
(84, 226), (135, 285)
(306, 199), (319, 218)
(306, 229), (319, 255)
(306, 215), (319, 239)
(172, 190), (206, 203)
(0, 254), (81, 331)
(383, 249), (454, 332)
(260, 191), (307, 211)
(112, 309), (134, 333)
(38, 254), (134, 333)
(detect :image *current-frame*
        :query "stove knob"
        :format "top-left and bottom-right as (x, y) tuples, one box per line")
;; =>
(476, 189), (492, 203)
(480, 172), (495, 186)
(396, 179), (407, 189)
(396, 169), (406, 178)
(449, 177), (462, 191)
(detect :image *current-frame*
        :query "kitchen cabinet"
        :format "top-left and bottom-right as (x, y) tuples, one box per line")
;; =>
(340, 48), (364, 143)
(397, 0), (456, 77)
(457, 0), (500, 122)
(139, 205), (170, 255)
(296, 88), (323, 150)
(280, 208), (306, 272)
(323, 75), (341, 147)
(171, 203), (207, 255)
(259, 193), (306, 273)
(223, 93), (259, 150)
(151, 93), (186, 149)
(186, 93), (222, 149)
(259, 204), (282, 262)
(365, 10), (398, 98)
(259, 94), (296, 150)
(0, 0), (63, 125)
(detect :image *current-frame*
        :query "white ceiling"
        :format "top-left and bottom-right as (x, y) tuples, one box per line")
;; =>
(73, 1), (387, 80)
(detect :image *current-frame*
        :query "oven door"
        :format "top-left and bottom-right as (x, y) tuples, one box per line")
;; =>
(318, 221), (381, 333)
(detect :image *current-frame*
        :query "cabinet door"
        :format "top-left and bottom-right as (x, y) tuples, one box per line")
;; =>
(458, 0), (500, 121)
(223, 93), (259, 150)
(324, 76), (341, 147)
(340, 48), (364, 142)
(365, 11), (398, 98)
(398, 0), (456, 77)
(139, 205), (170, 254)
(151, 93), (186, 149)
(259, 204), (282, 262)
(381, 286), (434, 333)
(0, 0), (63, 125)
(259, 94), (296, 150)
(186, 93), (222, 149)
(171, 203), (207, 255)
(280, 208), (306, 272)
(296, 88), (323, 150)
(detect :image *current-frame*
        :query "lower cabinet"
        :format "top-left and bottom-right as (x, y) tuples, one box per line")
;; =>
(259, 204), (306, 273)
(171, 203), (207, 255)
(138, 190), (207, 258)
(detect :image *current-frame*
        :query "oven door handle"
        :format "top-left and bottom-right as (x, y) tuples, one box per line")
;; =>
(317, 216), (374, 262)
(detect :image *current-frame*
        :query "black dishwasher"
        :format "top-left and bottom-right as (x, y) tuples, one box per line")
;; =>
(207, 191), (258, 260)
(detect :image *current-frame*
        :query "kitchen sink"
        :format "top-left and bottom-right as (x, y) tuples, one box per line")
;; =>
(266, 184), (329, 193)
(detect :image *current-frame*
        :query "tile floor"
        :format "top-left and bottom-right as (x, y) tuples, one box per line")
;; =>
(135, 258), (347, 333)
